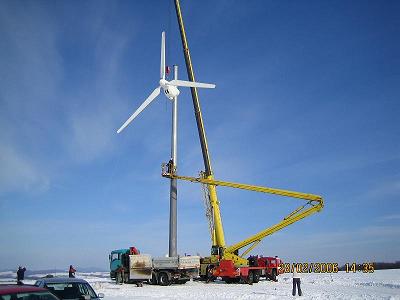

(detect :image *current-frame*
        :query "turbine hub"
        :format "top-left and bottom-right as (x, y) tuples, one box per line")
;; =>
(160, 78), (168, 86)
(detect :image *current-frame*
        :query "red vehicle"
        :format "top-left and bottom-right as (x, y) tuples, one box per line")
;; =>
(254, 256), (283, 281)
(0, 285), (60, 300)
(211, 255), (282, 284)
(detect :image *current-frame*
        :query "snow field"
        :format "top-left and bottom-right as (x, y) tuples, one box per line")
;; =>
(1, 269), (399, 299)
(88, 269), (400, 299)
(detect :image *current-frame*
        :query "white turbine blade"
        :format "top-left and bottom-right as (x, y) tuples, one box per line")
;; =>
(160, 31), (166, 79)
(169, 79), (215, 89)
(117, 87), (161, 133)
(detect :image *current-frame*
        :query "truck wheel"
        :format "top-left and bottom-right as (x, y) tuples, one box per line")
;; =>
(223, 277), (232, 284)
(149, 272), (158, 285)
(253, 271), (260, 283)
(271, 269), (277, 282)
(158, 272), (170, 286)
(247, 271), (254, 285)
(206, 266), (215, 283)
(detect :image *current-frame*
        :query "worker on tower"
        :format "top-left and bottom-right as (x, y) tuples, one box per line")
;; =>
(167, 159), (174, 174)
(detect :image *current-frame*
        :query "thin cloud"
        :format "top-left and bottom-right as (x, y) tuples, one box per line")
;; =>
(0, 144), (49, 194)
(66, 106), (118, 163)
(379, 214), (400, 221)
(365, 179), (400, 200)
(63, 24), (135, 163)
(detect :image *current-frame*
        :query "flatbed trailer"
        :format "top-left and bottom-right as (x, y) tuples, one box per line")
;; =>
(109, 247), (200, 286)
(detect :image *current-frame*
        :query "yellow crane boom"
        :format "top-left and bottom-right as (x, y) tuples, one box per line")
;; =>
(173, 0), (324, 273)
(162, 165), (323, 266)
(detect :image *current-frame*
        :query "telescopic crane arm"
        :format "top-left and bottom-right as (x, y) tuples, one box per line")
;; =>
(162, 167), (324, 266)
(174, 0), (226, 248)
(173, 0), (324, 268)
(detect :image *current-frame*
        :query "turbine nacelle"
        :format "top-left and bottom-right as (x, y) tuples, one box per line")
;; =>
(160, 79), (180, 100)
(117, 31), (216, 134)
(163, 84), (180, 100)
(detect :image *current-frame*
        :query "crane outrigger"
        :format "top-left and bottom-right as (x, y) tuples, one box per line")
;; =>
(166, 0), (324, 283)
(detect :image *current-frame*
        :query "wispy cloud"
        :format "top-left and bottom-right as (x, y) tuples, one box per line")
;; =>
(0, 2), (61, 195)
(359, 225), (400, 237)
(365, 179), (400, 200)
(63, 19), (135, 163)
(0, 2), (62, 111)
(0, 144), (49, 194)
(66, 105), (119, 163)
(379, 214), (400, 221)
(0, 1), (134, 169)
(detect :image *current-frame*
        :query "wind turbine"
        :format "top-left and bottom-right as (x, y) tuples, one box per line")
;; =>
(117, 31), (215, 133)
(117, 31), (215, 258)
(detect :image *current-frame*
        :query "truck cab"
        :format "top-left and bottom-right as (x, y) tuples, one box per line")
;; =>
(109, 249), (129, 279)
(255, 256), (282, 281)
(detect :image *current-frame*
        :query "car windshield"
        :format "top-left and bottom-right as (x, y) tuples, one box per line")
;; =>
(0, 291), (59, 300)
(44, 283), (96, 299)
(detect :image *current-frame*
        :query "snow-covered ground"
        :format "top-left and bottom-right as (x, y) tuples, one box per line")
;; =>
(1, 269), (399, 299)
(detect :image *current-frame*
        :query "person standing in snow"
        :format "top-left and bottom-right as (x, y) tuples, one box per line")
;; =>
(69, 265), (76, 278)
(292, 263), (302, 296)
(17, 266), (26, 285)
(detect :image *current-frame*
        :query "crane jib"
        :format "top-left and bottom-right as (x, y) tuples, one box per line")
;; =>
(172, 0), (324, 267)
(161, 167), (323, 255)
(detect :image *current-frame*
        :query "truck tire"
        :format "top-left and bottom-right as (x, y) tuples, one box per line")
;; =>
(223, 277), (233, 284)
(253, 271), (260, 283)
(206, 266), (215, 283)
(149, 272), (158, 285)
(271, 269), (277, 282)
(158, 272), (170, 286)
(247, 271), (254, 285)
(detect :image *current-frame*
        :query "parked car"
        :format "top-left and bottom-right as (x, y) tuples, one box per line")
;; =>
(34, 278), (104, 300)
(0, 284), (60, 300)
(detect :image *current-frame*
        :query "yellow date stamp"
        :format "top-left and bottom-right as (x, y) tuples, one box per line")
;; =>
(279, 262), (375, 273)
(279, 262), (339, 273)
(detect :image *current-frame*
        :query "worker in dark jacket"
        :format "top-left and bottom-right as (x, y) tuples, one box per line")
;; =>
(69, 265), (76, 278)
(17, 266), (26, 285)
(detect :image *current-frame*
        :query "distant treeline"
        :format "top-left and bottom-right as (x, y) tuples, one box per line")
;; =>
(339, 261), (400, 271)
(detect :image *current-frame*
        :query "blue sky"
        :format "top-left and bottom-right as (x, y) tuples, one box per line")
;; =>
(0, 0), (399, 270)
